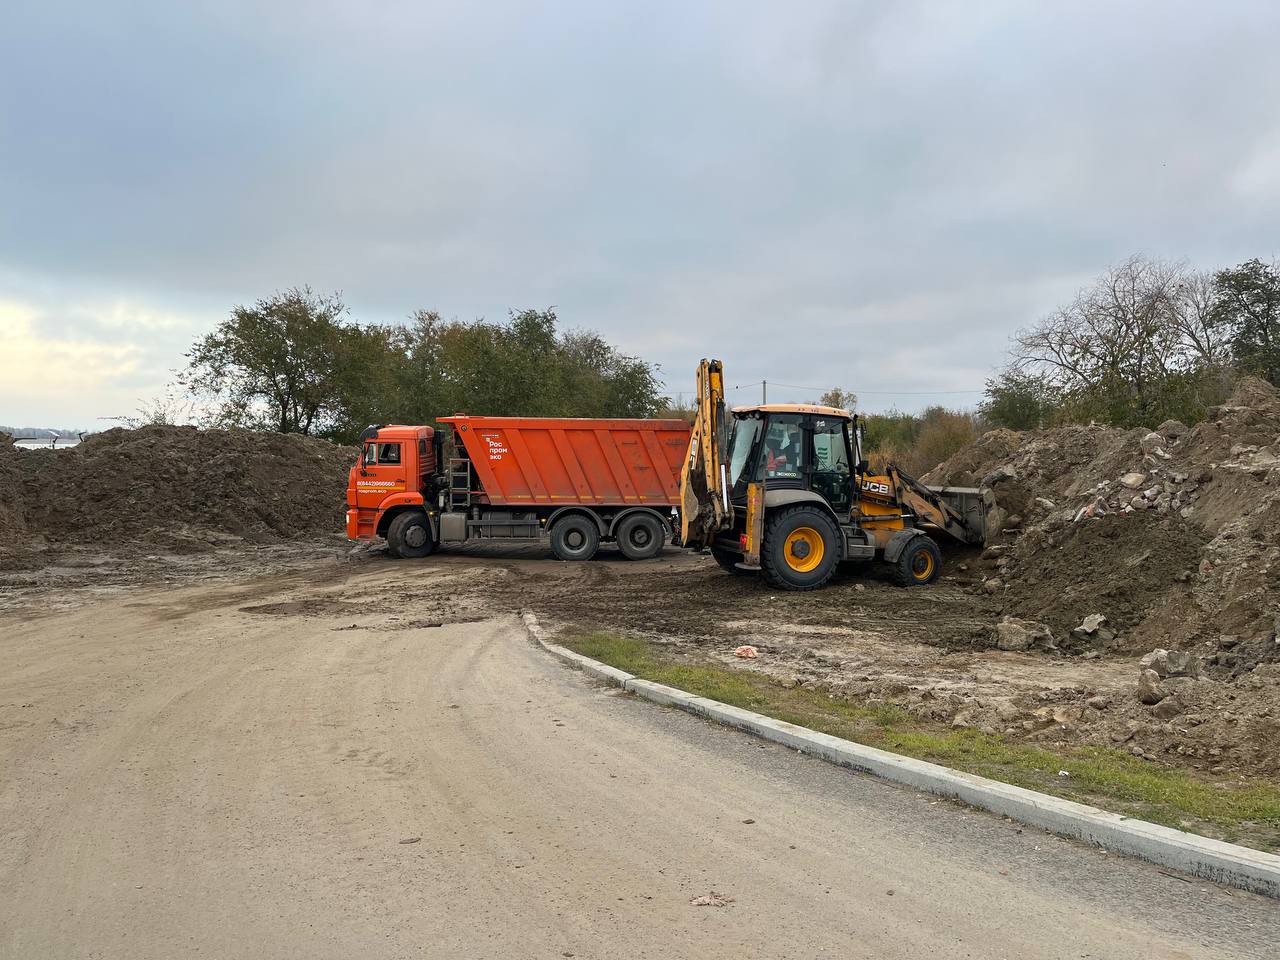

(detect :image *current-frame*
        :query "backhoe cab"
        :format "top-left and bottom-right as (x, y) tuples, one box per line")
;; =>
(680, 359), (985, 591)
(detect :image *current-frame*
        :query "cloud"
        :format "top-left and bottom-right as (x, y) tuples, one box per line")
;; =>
(3, 1), (1280, 423)
(0, 294), (202, 426)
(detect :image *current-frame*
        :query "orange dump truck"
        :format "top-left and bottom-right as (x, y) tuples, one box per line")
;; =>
(346, 416), (692, 561)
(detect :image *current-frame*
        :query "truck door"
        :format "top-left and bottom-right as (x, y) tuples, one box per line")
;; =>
(810, 418), (853, 516)
(354, 440), (409, 511)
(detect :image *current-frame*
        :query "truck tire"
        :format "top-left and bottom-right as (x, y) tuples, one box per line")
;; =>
(760, 505), (840, 591)
(890, 535), (942, 587)
(616, 512), (665, 561)
(550, 515), (600, 561)
(387, 510), (435, 559)
(710, 545), (752, 576)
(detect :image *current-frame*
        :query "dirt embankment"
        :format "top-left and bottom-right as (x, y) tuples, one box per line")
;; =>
(0, 425), (356, 569)
(925, 377), (1280, 666)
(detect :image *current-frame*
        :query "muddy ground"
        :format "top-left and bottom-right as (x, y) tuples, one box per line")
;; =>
(9, 538), (1277, 790)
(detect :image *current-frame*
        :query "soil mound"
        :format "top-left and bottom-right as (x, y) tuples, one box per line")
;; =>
(926, 377), (1280, 666)
(0, 426), (355, 566)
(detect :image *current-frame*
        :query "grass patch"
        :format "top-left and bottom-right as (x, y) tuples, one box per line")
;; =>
(566, 631), (1280, 851)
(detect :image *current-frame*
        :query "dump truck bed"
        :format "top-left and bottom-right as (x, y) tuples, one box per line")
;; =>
(440, 416), (691, 507)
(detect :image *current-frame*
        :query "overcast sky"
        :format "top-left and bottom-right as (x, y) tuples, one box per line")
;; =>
(3, 1), (1279, 428)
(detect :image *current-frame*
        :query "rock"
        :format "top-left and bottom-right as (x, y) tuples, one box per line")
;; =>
(1080, 613), (1108, 634)
(1052, 705), (1083, 725)
(1138, 648), (1200, 678)
(1230, 443), (1259, 457)
(1034, 496), (1056, 510)
(1119, 472), (1147, 489)
(1151, 697), (1182, 719)
(1136, 668), (1166, 705)
(1086, 694), (1110, 710)
(854, 583), (866, 592)
(983, 578), (1003, 595)
(996, 617), (1056, 652)
(1140, 432), (1165, 454)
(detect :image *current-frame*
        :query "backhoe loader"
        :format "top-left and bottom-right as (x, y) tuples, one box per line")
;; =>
(679, 359), (986, 590)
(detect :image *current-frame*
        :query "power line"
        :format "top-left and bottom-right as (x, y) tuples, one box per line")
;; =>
(669, 381), (984, 396)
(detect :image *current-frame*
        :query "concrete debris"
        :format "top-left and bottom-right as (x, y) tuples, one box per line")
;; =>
(1072, 613), (1117, 646)
(1138, 648), (1200, 678)
(1119, 472), (1147, 489)
(995, 617), (1056, 652)
(1151, 697), (1183, 719)
(1136, 669), (1166, 705)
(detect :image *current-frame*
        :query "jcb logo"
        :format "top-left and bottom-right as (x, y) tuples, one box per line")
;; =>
(861, 479), (891, 495)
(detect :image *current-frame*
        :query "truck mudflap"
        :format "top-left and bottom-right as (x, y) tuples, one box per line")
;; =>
(346, 508), (369, 540)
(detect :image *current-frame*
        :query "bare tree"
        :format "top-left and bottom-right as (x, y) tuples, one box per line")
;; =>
(1171, 270), (1231, 367)
(1010, 256), (1218, 425)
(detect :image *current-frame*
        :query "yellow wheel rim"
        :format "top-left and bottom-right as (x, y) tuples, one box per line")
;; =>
(784, 527), (825, 573)
(910, 547), (935, 581)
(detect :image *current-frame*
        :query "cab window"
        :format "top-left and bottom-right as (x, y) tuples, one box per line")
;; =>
(811, 418), (852, 513)
(761, 417), (804, 480)
(377, 443), (401, 465)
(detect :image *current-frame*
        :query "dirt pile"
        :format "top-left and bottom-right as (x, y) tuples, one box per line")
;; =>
(926, 376), (1280, 668)
(0, 426), (355, 566)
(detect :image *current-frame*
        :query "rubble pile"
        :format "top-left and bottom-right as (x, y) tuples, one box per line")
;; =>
(0, 425), (355, 567)
(928, 377), (1280, 662)
(926, 378), (1280, 773)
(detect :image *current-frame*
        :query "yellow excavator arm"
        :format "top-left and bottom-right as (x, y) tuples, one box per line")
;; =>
(679, 359), (732, 549)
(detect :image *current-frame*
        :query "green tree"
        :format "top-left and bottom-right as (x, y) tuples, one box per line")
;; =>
(817, 387), (857, 410)
(1211, 258), (1280, 385)
(184, 287), (357, 434)
(980, 369), (1059, 430)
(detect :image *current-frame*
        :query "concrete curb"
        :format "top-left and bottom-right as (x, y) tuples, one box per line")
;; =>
(520, 610), (1280, 900)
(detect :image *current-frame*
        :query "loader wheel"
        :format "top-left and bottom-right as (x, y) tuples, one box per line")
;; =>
(387, 510), (435, 560)
(711, 545), (752, 576)
(891, 535), (942, 587)
(616, 512), (665, 561)
(760, 506), (840, 591)
(550, 515), (600, 561)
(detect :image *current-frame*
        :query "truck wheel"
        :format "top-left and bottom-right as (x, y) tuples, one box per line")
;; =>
(550, 515), (600, 561)
(760, 506), (840, 591)
(710, 545), (752, 576)
(616, 512), (665, 561)
(387, 510), (434, 559)
(891, 535), (942, 587)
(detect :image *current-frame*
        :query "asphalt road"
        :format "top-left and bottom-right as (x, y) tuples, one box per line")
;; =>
(1, 568), (1276, 959)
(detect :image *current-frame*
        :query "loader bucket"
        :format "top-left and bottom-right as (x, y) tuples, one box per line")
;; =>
(929, 486), (986, 545)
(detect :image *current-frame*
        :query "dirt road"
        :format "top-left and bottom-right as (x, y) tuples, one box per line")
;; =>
(2, 563), (1276, 959)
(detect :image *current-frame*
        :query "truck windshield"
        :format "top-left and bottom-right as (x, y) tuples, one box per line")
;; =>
(726, 415), (761, 492)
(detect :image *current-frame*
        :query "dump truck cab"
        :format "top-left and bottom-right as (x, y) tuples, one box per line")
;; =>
(345, 425), (441, 547)
(681, 359), (985, 591)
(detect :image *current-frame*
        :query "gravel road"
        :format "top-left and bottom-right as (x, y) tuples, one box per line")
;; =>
(2, 565), (1276, 959)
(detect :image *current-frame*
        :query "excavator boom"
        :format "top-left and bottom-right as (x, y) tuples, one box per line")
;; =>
(679, 359), (731, 549)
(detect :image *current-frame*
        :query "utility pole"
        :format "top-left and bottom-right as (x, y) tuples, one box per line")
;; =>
(762, 380), (767, 404)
